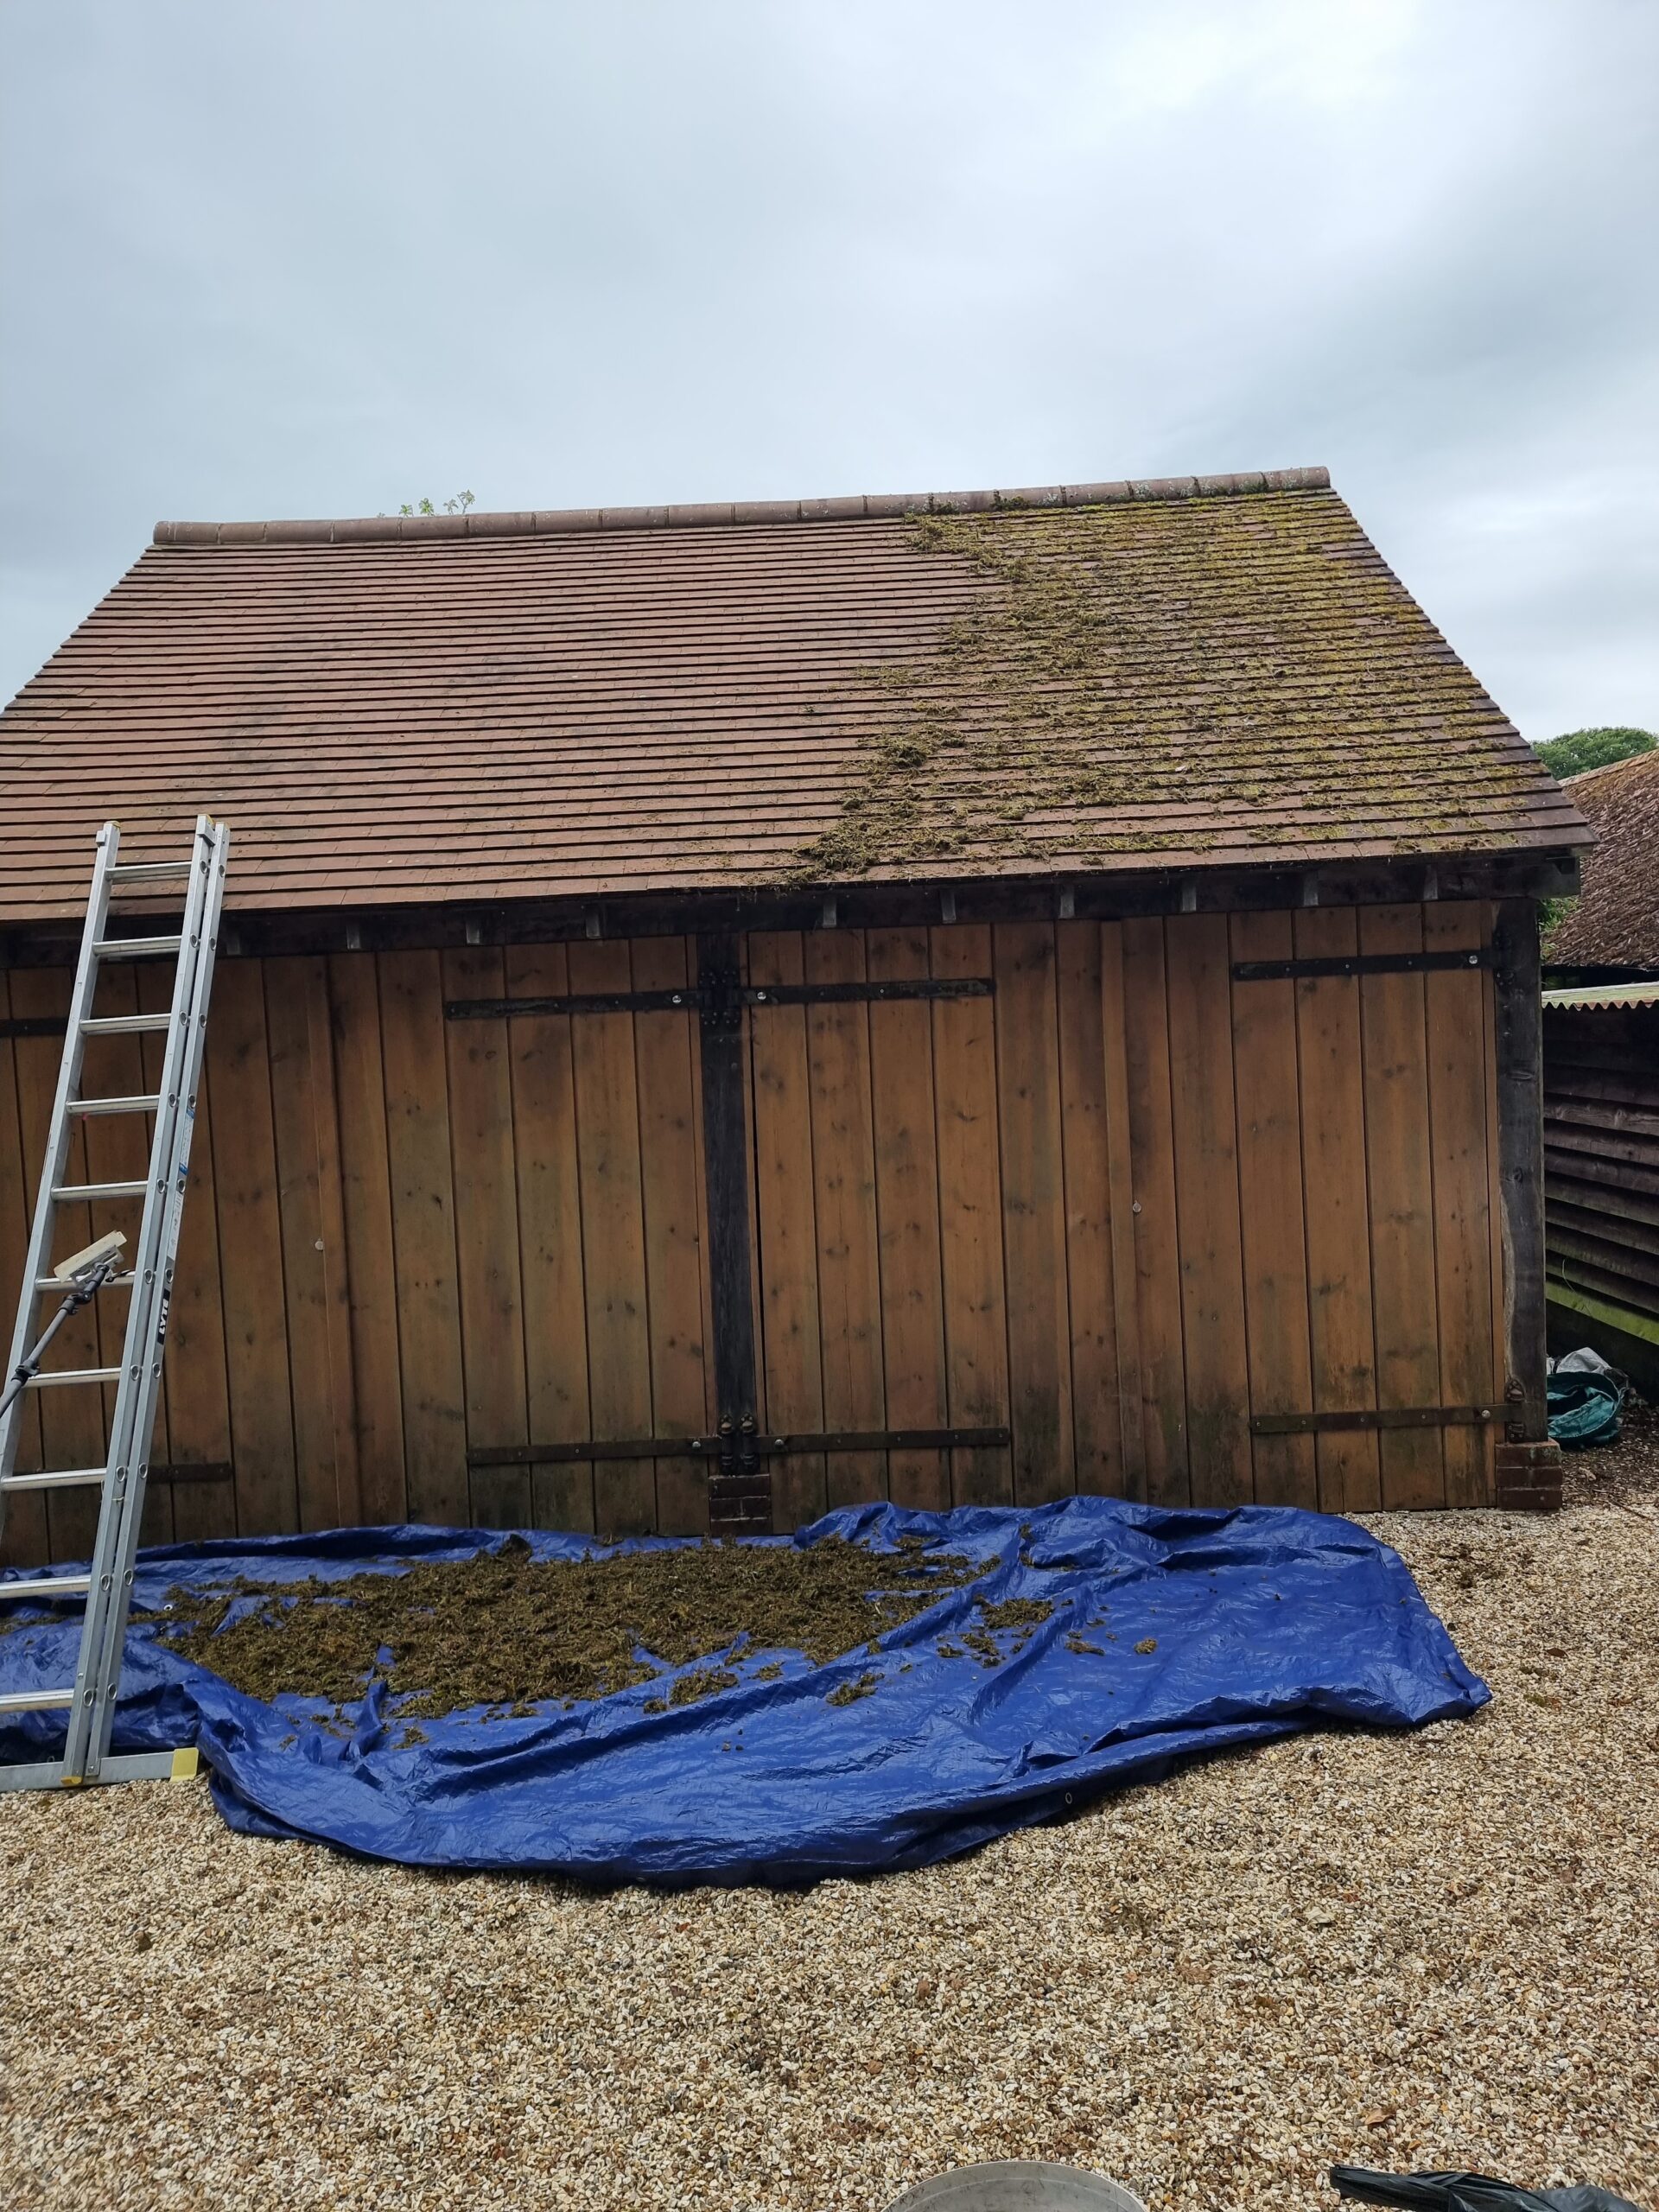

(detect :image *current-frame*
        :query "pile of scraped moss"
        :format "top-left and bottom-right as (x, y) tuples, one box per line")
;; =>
(143, 1534), (997, 1718)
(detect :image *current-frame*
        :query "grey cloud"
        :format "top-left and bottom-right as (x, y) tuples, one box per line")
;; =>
(3, 0), (1654, 739)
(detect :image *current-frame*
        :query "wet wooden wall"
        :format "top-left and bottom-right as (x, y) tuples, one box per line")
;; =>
(1542, 997), (1659, 1354)
(1, 904), (1507, 1566)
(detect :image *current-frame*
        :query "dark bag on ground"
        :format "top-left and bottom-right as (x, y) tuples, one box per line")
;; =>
(1331, 2164), (1644, 2212)
(1546, 1346), (1629, 1449)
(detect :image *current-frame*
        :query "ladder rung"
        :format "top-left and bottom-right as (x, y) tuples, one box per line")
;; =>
(67, 1095), (162, 1117)
(2, 1467), (107, 1491)
(0, 1688), (76, 1714)
(109, 861), (193, 882)
(80, 1014), (171, 1035)
(92, 936), (181, 959)
(51, 1180), (149, 1201)
(2, 1574), (92, 1602)
(34, 1273), (135, 1292)
(25, 1367), (122, 1389)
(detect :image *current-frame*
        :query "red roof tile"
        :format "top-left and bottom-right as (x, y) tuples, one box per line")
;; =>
(0, 467), (1587, 920)
(1543, 748), (1659, 966)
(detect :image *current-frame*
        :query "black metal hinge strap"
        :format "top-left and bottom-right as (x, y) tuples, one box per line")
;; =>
(444, 977), (993, 1021)
(446, 988), (701, 1020)
(468, 1425), (1014, 1469)
(0, 1018), (70, 1041)
(1232, 950), (1495, 983)
(1251, 1407), (1497, 1435)
(745, 979), (992, 1007)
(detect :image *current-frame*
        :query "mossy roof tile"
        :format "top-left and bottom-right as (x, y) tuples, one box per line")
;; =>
(1543, 750), (1659, 966)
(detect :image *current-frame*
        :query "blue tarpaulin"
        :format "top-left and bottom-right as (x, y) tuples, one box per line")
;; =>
(0, 1498), (1486, 1885)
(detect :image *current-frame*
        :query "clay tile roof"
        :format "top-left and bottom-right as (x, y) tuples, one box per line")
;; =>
(0, 466), (1588, 920)
(1542, 748), (1659, 968)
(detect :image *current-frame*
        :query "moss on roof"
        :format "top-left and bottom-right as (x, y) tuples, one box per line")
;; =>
(785, 490), (1572, 885)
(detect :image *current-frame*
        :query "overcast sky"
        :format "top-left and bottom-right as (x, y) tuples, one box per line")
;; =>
(3, 0), (1655, 739)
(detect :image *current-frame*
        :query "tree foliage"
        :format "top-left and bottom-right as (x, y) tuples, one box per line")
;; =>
(1532, 726), (1655, 779)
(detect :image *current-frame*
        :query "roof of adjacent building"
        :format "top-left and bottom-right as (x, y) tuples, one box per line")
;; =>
(1542, 981), (1659, 1011)
(1541, 748), (1659, 969)
(0, 464), (1589, 921)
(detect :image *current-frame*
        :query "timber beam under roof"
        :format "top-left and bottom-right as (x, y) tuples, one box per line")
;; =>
(0, 852), (1581, 969)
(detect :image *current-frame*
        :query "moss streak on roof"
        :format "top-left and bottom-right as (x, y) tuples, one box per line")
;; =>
(0, 472), (1587, 920)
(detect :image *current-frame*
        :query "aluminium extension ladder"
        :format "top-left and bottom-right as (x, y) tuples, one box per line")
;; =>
(0, 816), (229, 1793)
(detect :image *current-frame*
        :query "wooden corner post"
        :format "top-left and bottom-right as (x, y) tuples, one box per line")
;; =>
(1491, 899), (1561, 1510)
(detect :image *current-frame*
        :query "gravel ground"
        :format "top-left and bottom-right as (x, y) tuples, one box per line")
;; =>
(3, 1445), (1656, 2212)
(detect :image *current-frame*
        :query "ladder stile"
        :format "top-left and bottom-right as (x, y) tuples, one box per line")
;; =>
(0, 815), (229, 1796)
(67, 817), (228, 1783)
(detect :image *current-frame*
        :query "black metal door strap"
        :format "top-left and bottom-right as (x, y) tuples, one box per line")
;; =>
(0, 1017), (71, 1040)
(444, 976), (992, 1020)
(1250, 1407), (1497, 1436)
(1231, 950), (1494, 982)
(468, 1427), (1014, 1469)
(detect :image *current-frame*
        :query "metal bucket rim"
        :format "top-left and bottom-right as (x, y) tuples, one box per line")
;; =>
(885, 2160), (1149, 2212)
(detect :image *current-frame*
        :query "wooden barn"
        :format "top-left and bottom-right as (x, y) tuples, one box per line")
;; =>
(0, 465), (1591, 1569)
(1541, 747), (1659, 1391)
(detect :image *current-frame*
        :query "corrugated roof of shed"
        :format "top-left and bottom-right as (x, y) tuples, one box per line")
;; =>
(1542, 982), (1659, 1011)
(0, 465), (1588, 920)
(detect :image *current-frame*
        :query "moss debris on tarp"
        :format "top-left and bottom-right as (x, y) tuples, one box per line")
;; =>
(784, 494), (1539, 884)
(142, 1535), (992, 1719)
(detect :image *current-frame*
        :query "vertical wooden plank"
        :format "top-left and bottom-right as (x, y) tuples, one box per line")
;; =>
(631, 936), (709, 1536)
(1229, 912), (1317, 1508)
(1359, 904), (1446, 1509)
(1098, 925), (1147, 1501)
(1165, 914), (1253, 1506)
(930, 925), (1011, 1507)
(304, 954), (362, 1529)
(747, 931), (827, 1529)
(1492, 898), (1551, 1446)
(1424, 904), (1499, 1506)
(993, 923), (1075, 1506)
(803, 931), (888, 1508)
(0, 970), (49, 1568)
(866, 927), (949, 1511)
(267, 957), (361, 1532)
(442, 948), (529, 1530)
(1482, 906), (1508, 1472)
(206, 960), (302, 1537)
(1293, 908), (1381, 1511)
(1056, 920), (1122, 1498)
(696, 932), (764, 1519)
(79, 962), (173, 1548)
(327, 954), (406, 1524)
(10, 968), (110, 1561)
(378, 951), (468, 1528)
(568, 938), (654, 1535)
(1119, 919), (1188, 1504)
(140, 957), (237, 1544)
(505, 944), (594, 1535)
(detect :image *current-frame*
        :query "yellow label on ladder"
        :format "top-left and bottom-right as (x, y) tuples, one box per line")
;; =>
(169, 1747), (200, 1782)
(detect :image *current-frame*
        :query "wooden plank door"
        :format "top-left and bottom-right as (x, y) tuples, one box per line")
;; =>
(744, 922), (1017, 1521)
